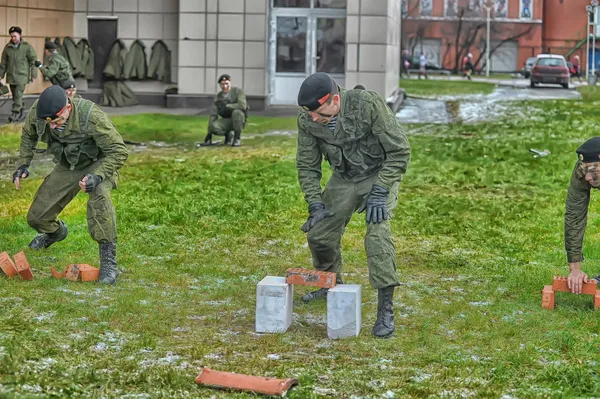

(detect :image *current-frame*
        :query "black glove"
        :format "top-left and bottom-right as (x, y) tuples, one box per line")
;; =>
(301, 202), (334, 233)
(358, 185), (389, 224)
(34, 60), (42, 67)
(12, 165), (30, 182)
(82, 173), (102, 193)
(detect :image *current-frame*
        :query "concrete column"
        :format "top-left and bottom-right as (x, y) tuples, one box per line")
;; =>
(345, 0), (401, 100)
(255, 276), (293, 333)
(327, 284), (362, 339)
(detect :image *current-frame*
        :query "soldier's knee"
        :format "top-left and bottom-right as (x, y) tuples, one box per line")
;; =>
(232, 109), (246, 126)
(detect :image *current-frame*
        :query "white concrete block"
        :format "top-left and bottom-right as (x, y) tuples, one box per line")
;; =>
(256, 276), (293, 333)
(327, 284), (362, 339)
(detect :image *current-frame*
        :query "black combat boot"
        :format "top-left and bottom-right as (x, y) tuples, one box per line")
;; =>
(224, 131), (233, 145)
(301, 275), (343, 303)
(29, 220), (68, 249)
(8, 112), (18, 123)
(372, 286), (395, 338)
(232, 130), (241, 147)
(99, 242), (119, 285)
(198, 133), (218, 147)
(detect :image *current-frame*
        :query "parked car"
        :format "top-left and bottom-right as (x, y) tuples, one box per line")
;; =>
(530, 54), (570, 89)
(521, 57), (536, 78)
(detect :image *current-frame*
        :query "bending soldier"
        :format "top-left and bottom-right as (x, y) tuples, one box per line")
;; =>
(296, 73), (411, 338)
(0, 26), (38, 122)
(201, 74), (248, 147)
(36, 41), (74, 88)
(12, 85), (129, 284)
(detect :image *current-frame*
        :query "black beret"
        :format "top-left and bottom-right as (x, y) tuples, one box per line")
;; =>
(577, 137), (600, 162)
(37, 85), (68, 120)
(298, 72), (336, 111)
(9, 26), (22, 35)
(218, 74), (231, 83)
(44, 41), (57, 50)
(353, 84), (366, 90)
(61, 78), (76, 89)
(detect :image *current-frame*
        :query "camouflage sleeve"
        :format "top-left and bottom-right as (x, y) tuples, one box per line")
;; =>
(40, 58), (59, 79)
(367, 93), (411, 191)
(296, 114), (323, 205)
(210, 96), (218, 123)
(18, 102), (40, 166)
(564, 162), (591, 263)
(88, 107), (129, 180)
(27, 44), (38, 80)
(0, 47), (8, 79)
(227, 88), (247, 111)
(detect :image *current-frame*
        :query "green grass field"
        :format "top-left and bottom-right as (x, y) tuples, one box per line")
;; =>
(400, 79), (496, 98)
(2, 101), (600, 398)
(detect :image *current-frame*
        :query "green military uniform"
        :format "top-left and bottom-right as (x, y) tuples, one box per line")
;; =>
(0, 39), (37, 115)
(39, 51), (73, 87)
(296, 88), (411, 289)
(208, 87), (248, 143)
(19, 97), (129, 244)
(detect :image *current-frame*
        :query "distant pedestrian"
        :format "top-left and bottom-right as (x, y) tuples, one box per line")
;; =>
(419, 52), (428, 80)
(571, 55), (582, 83)
(464, 53), (475, 80)
(401, 49), (411, 78)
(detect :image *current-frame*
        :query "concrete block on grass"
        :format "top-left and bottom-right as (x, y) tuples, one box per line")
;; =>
(256, 276), (293, 333)
(327, 284), (362, 339)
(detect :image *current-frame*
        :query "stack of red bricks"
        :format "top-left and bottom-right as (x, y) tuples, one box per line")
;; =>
(542, 276), (600, 310)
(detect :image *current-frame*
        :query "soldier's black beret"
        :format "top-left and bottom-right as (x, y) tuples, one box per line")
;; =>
(9, 26), (22, 35)
(61, 78), (76, 89)
(354, 84), (366, 90)
(576, 137), (600, 162)
(298, 72), (336, 111)
(218, 74), (231, 83)
(37, 85), (68, 120)
(44, 41), (57, 50)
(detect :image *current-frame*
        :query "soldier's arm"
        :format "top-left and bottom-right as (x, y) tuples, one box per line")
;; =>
(88, 108), (129, 180)
(27, 44), (38, 80)
(39, 58), (59, 79)
(565, 163), (591, 263)
(18, 102), (40, 166)
(0, 47), (8, 79)
(227, 88), (248, 111)
(210, 96), (219, 123)
(296, 114), (323, 205)
(367, 93), (411, 191)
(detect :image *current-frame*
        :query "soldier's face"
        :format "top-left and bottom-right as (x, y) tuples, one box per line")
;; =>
(309, 94), (340, 124)
(10, 33), (20, 44)
(48, 104), (72, 129)
(583, 162), (600, 187)
(66, 87), (77, 98)
(220, 79), (231, 92)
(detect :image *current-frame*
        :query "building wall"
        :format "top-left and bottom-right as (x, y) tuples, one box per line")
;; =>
(542, 0), (589, 67)
(73, 0), (179, 93)
(346, 0), (402, 97)
(0, 0), (75, 94)
(177, 0), (268, 97)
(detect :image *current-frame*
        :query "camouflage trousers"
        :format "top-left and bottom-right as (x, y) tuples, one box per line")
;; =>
(208, 109), (246, 137)
(10, 84), (25, 114)
(27, 161), (118, 243)
(306, 174), (400, 289)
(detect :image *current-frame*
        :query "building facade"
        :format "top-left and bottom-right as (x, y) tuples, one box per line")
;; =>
(0, 0), (402, 110)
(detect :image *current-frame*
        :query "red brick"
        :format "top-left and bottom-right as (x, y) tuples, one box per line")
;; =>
(542, 285), (555, 310)
(78, 264), (99, 282)
(54, 264), (99, 282)
(552, 276), (598, 295)
(285, 268), (336, 288)
(0, 251), (18, 278)
(13, 251), (33, 281)
(194, 367), (298, 397)
(51, 267), (65, 279)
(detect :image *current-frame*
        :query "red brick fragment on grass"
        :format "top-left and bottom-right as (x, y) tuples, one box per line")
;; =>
(194, 367), (298, 397)
(13, 251), (33, 280)
(52, 264), (99, 282)
(0, 251), (18, 278)
(542, 285), (555, 309)
(285, 268), (336, 288)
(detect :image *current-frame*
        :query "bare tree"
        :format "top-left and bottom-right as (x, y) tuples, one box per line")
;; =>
(474, 25), (534, 71)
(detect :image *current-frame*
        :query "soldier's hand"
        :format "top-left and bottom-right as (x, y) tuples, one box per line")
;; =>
(568, 262), (588, 294)
(79, 173), (102, 193)
(301, 202), (334, 233)
(12, 164), (30, 190)
(34, 60), (42, 68)
(358, 185), (389, 224)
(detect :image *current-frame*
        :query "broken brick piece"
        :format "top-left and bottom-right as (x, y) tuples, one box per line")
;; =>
(285, 268), (336, 288)
(13, 251), (33, 280)
(77, 264), (99, 282)
(194, 367), (298, 397)
(65, 264), (80, 281)
(0, 251), (18, 278)
(542, 285), (555, 310)
(51, 267), (66, 279)
(552, 276), (598, 295)
(53, 264), (99, 282)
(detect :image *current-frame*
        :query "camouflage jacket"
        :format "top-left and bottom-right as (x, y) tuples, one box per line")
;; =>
(565, 161), (593, 263)
(0, 41), (38, 85)
(19, 97), (129, 181)
(210, 87), (248, 121)
(40, 52), (73, 86)
(296, 88), (411, 205)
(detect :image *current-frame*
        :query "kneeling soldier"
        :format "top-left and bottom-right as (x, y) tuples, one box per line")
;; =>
(12, 85), (129, 284)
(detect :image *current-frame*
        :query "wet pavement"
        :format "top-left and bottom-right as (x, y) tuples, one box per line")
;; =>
(396, 85), (581, 124)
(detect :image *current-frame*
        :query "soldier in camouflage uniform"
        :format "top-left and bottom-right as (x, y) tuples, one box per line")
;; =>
(0, 26), (38, 122)
(35, 41), (73, 88)
(12, 85), (129, 284)
(565, 137), (600, 294)
(296, 72), (411, 338)
(61, 78), (80, 99)
(200, 74), (248, 147)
